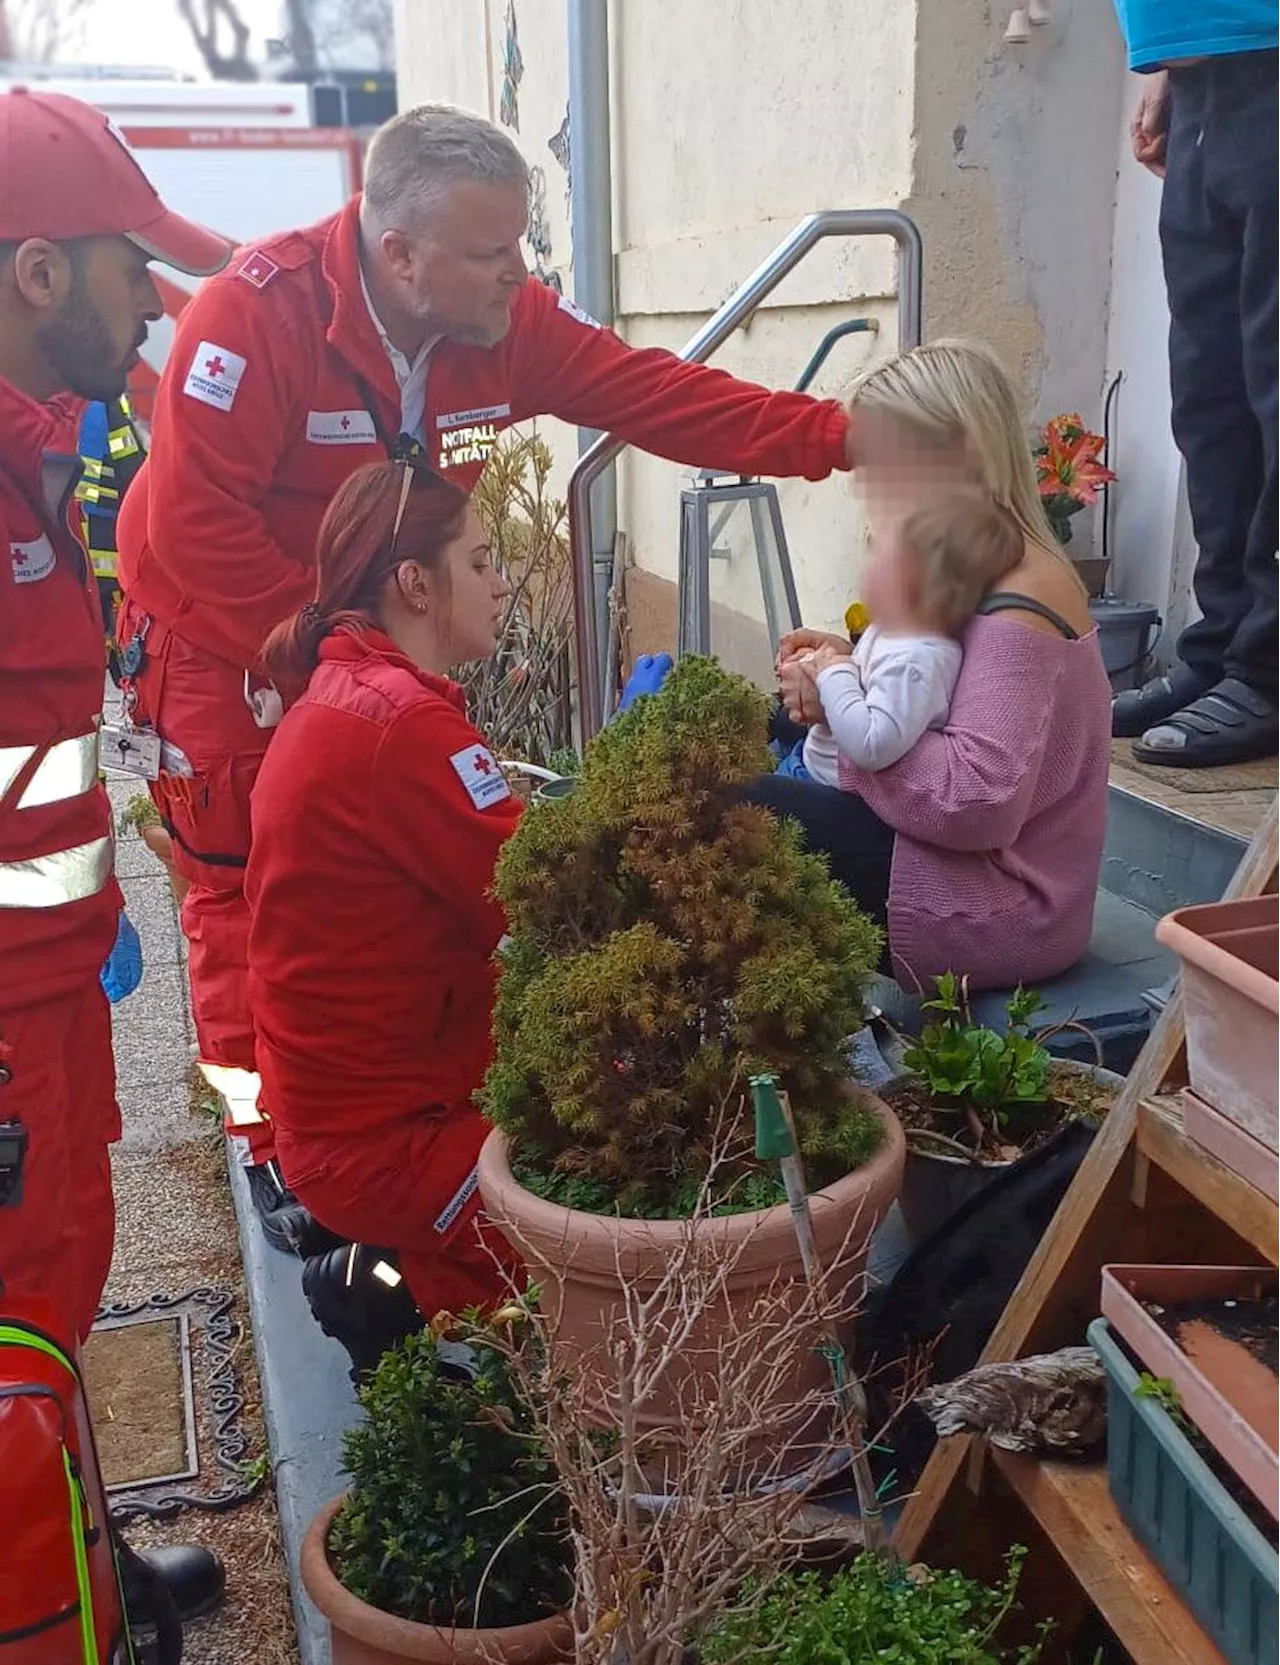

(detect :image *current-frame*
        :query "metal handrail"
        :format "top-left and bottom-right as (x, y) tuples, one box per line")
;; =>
(569, 207), (923, 739)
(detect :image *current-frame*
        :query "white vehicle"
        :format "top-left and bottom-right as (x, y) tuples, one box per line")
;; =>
(0, 69), (363, 422)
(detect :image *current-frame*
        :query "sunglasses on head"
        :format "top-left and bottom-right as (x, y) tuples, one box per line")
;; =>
(389, 437), (449, 565)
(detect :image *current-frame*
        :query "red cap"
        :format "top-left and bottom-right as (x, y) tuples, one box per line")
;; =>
(0, 88), (230, 276)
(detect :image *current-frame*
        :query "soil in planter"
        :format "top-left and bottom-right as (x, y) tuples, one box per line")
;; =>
(1117, 1330), (1279, 1549)
(886, 1061), (1111, 1164)
(1146, 1291), (1278, 1449)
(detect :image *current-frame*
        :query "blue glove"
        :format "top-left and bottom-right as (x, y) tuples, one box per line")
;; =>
(100, 912), (143, 1004)
(773, 739), (813, 780)
(615, 652), (674, 716)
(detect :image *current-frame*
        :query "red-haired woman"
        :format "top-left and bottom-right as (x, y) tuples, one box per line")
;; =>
(244, 460), (520, 1345)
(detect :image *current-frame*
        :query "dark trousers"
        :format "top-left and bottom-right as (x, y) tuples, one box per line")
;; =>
(741, 771), (896, 976)
(1162, 50), (1278, 696)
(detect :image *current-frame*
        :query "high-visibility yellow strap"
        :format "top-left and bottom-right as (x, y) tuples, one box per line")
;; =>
(0, 1323), (76, 1373)
(108, 427), (139, 459)
(91, 552), (118, 580)
(0, 732), (99, 809)
(0, 835), (113, 909)
(63, 1448), (100, 1665)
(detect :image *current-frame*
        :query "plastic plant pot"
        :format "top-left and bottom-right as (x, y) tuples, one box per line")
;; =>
(1100, 1265), (1278, 1520)
(1155, 895), (1278, 1153)
(1090, 1318), (1278, 1665)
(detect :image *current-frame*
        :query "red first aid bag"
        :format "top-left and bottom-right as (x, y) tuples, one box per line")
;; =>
(0, 1311), (133, 1664)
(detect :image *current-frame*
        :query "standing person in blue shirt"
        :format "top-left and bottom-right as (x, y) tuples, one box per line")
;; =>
(1110, 4), (1278, 767)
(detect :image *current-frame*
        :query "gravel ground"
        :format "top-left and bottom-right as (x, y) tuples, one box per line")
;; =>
(105, 773), (299, 1665)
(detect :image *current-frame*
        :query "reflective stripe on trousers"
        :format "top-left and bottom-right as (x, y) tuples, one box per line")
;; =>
(0, 835), (114, 908)
(0, 732), (100, 809)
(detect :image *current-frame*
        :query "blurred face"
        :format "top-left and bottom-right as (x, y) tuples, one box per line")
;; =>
(860, 525), (920, 634)
(852, 407), (976, 527)
(383, 179), (530, 348)
(21, 236), (161, 402)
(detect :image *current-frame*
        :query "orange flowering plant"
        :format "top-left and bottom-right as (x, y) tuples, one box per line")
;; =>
(1033, 413), (1116, 545)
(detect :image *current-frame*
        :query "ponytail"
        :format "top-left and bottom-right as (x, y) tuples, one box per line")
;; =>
(259, 461), (470, 690)
(261, 601), (336, 686)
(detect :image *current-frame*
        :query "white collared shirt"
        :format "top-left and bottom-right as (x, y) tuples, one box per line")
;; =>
(359, 269), (440, 446)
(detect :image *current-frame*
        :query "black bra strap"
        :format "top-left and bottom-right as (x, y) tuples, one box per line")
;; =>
(976, 591), (1079, 640)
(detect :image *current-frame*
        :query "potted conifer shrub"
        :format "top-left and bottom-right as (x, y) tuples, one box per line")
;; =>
(300, 1322), (572, 1664)
(475, 657), (904, 1477)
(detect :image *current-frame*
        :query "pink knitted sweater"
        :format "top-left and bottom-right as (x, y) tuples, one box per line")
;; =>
(837, 614), (1112, 991)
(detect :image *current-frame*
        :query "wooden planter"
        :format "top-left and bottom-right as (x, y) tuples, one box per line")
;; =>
(300, 1496), (572, 1664)
(897, 1061), (1122, 1241)
(476, 1089), (904, 1484)
(1091, 1318), (1278, 1665)
(1156, 895), (1278, 1153)
(1101, 1264), (1278, 1520)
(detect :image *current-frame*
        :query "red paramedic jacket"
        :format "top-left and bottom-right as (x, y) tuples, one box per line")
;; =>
(118, 197), (851, 671)
(244, 627), (522, 1147)
(0, 379), (120, 1008)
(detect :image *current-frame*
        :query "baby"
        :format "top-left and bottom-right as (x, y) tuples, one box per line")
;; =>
(786, 493), (1023, 781)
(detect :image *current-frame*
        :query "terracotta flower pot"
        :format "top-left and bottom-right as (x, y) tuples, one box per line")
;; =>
(301, 1496), (573, 1665)
(140, 822), (191, 908)
(897, 1061), (1122, 1241)
(1100, 1264), (1278, 1520)
(476, 1088), (905, 1482)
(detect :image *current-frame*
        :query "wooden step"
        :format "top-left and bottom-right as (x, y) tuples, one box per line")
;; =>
(1135, 1095), (1278, 1265)
(988, 1450), (1228, 1665)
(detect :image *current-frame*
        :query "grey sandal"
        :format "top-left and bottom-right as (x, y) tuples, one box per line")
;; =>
(1133, 678), (1278, 768)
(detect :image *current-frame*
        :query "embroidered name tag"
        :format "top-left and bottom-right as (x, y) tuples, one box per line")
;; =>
(183, 341), (246, 412)
(448, 744), (511, 810)
(10, 535), (55, 584)
(433, 1168), (480, 1236)
(306, 409), (378, 445)
(436, 403), (512, 430)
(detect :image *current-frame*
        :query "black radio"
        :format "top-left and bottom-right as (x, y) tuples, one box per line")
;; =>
(0, 1118), (27, 1208)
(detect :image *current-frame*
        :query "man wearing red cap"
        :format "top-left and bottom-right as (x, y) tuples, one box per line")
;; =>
(0, 86), (229, 1636)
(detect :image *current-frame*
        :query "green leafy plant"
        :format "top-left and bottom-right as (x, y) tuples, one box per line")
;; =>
(702, 1546), (1049, 1664)
(1135, 1371), (1188, 1428)
(481, 656), (885, 1216)
(328, 1322), (571, 1630)
(903, 974), (1052, 1131)
(116, 791), (160, 835)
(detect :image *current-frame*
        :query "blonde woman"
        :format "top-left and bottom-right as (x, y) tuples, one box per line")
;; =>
(760, 339), (1111, 991)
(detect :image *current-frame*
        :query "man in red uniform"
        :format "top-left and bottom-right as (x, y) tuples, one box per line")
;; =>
(117, 103), (858, 1252)
(0, 86), (228, 1631)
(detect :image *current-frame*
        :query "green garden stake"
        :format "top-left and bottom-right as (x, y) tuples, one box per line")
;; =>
(749, 1073), (889, 1554)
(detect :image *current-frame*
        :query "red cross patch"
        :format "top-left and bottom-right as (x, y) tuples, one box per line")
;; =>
(448, 743), (511, 810)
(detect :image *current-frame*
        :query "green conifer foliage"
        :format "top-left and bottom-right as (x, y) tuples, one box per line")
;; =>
(482, 658), (885, 1215)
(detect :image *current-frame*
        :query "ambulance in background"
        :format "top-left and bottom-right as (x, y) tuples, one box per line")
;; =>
(0, 67), (366, 424)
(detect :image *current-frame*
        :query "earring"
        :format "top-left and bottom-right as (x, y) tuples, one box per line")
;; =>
(414, 601), (429, 616)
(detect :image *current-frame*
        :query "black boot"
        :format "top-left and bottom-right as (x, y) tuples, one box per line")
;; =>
(244, 1159), (344, 1258)
(301, 1243), (421, 1383)
(117, 1536), (225, 1660)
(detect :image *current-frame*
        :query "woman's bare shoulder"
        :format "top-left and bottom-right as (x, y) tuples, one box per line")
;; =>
(984, 543), (1094, 638)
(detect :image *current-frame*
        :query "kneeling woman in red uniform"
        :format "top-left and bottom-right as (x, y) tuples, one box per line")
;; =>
(244, 459), (520, 1322)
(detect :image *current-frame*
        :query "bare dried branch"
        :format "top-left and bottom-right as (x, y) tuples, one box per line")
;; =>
(479, 1098), (906, 1665)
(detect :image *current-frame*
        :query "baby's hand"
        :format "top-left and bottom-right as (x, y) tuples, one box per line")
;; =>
(805, 645), (846, 678)
(777, 653), (822, 726)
